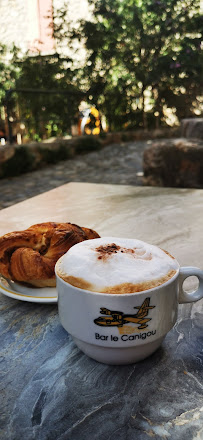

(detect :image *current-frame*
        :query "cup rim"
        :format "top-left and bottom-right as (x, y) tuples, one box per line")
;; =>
(55, 263), (180, 297)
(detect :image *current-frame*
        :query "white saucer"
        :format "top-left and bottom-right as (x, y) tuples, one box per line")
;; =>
(0, 276), (57, 304)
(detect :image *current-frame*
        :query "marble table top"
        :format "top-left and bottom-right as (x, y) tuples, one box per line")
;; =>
(0, 182), (203, 440)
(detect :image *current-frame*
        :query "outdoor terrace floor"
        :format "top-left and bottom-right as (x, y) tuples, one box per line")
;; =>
(0, 140), (150, 209)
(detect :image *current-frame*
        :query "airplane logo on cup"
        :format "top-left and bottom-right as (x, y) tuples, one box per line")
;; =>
(94, 298), (155, 330)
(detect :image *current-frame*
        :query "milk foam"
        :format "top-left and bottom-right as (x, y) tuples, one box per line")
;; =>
(56, 237), (179, 292)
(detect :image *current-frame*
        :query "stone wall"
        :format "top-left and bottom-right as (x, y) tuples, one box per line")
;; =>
(0, 128), (180, 179)
(181, 118), (203, 139)
(143, 138), (203, 188)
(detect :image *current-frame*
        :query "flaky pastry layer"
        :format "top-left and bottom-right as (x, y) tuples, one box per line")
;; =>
(0, 222), (100, 287)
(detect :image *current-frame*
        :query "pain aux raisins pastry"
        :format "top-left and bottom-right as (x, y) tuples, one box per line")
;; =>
(0, 222), (100, 287)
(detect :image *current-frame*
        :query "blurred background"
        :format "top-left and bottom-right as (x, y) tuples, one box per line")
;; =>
(0, 0), (202, 145)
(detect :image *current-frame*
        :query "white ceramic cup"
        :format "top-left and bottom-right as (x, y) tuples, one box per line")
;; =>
(55, 263), (203, 365)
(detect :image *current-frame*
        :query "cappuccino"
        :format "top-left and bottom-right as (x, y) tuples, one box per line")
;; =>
(56, 237), (179, 294)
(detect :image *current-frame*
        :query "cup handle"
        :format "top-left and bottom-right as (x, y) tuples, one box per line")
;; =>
(179, 267), (203, 303)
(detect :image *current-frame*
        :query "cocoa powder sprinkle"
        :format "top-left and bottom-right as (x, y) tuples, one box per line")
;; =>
(95, 243), (136, 261)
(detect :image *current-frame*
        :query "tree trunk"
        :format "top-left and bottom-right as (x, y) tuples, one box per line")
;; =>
(141, 86), (147, 129)
(153, 88), (161, 129)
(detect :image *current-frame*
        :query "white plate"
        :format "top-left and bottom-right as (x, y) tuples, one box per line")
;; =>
(0, 276), (58, 304)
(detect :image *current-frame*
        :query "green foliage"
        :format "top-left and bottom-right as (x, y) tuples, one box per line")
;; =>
(0, 44), (84, 140)
(63, 0), (203, 129)
(99, 131), (107, 139)
(38, 144), (71, 164)
(74, 135), (101, 153)
(1, 146), (35, 177)
(11, 52), (83, 140)
(0, 44), (18, 116)
(0, 0), (202, 138)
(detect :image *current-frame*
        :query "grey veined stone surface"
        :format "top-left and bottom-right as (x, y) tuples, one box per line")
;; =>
(1, 296), (203, 440)
(0, 180), (203, 440)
